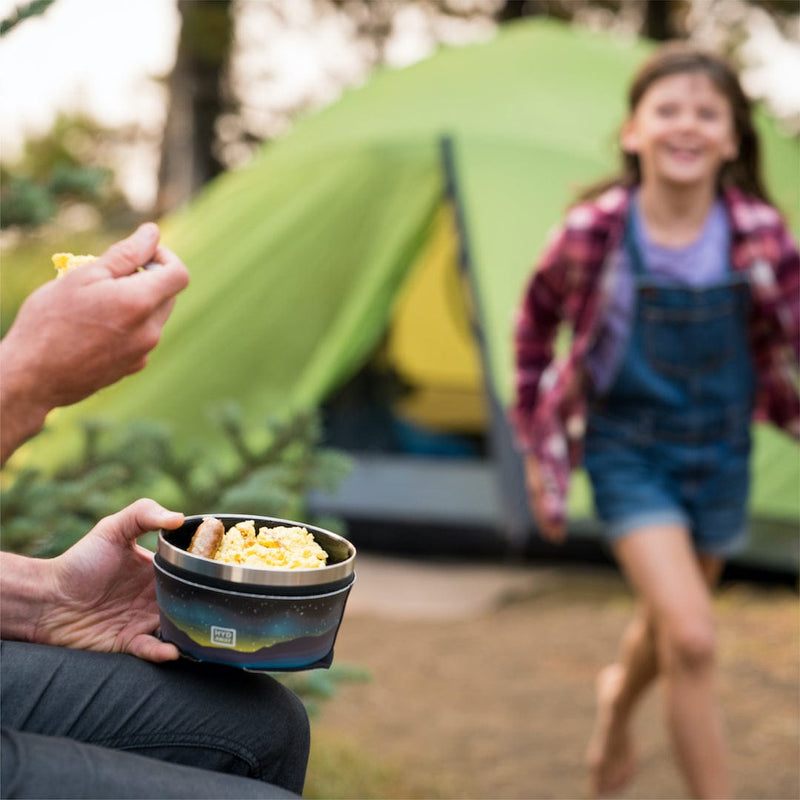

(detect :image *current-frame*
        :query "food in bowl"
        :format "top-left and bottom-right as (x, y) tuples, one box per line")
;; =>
(187, 517), (225, 558)
(155, 514), (356, 671)
(187, 516), (328, 569)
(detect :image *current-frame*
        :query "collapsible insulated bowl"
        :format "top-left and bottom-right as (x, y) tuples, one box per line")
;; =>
(154, 514), (356, 671)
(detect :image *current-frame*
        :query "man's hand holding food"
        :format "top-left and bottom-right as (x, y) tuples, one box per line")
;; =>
(0, 222), (189, 463)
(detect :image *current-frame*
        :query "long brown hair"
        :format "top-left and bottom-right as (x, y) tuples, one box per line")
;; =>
(579, 41), (771, 203)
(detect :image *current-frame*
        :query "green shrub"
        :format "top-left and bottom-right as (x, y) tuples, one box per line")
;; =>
(1, 406), (352, 556)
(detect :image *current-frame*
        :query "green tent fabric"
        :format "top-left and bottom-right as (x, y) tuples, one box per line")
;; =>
(15, 19), (799, 552)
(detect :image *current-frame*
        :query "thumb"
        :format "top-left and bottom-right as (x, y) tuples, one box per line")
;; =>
(127, 633), (181, 663)
(96, 223), (161, 279)
(98, 498), (184, 547)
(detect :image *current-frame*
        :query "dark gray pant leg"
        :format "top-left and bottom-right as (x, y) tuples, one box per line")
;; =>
(0, 642), (309, 796)
(1, 729), (300, 799)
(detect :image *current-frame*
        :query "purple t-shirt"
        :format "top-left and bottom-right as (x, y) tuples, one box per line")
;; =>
(586, 194), (731, 393)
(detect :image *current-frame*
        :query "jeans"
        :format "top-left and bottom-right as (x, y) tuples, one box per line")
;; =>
(584, 405), (751, 555)
(0, 641), (310, 799)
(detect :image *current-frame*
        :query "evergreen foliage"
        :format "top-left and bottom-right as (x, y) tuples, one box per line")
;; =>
(1, 406), (353, 557)
(0, 114), (131, 230)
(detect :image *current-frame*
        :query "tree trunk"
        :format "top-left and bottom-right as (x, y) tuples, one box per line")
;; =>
(156, 0), (233, 215)
(496, 1), (546, 23)
(643, 0), (677, 41)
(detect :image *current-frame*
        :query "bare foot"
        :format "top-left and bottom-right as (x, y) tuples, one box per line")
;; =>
(586, 664), (637, 797)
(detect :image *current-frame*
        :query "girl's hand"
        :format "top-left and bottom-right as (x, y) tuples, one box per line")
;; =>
(36, 499), (184, 663)
(524, 455), (567, 543)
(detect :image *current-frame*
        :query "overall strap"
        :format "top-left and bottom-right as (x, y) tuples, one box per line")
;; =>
(624, 207), (647, 276)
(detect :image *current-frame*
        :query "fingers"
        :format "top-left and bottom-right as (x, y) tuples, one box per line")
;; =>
(527, 489), (566, 542)
(84, 232), (189, 305)
(127, 245), (190, 306)
(127, 633), (181, 663)
(96, 499), (184, 547)
(525, 457), (566, 543)
(99, 244), (189, 319)
(96, 222), (161, 278)
(146, 296), (178, 333)
(532, 496), (567, 542)
(539, 519), (567, 543)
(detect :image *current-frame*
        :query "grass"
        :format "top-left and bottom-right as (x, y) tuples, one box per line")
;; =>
(305, 729), (449, 800)
(272, 666), (437, 799)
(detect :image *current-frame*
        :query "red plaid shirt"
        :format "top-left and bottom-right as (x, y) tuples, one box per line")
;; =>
(512, 184), (800, 527)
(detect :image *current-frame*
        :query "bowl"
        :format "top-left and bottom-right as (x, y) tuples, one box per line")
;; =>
(154, 514), (356, 671)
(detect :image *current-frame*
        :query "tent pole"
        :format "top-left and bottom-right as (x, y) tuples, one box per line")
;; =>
(439, 135), (533, 554)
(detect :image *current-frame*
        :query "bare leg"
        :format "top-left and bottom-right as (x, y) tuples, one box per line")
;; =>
(587, 547), (724, 797)
(610, 526), (730, 799)
(586, 605), (658, 796)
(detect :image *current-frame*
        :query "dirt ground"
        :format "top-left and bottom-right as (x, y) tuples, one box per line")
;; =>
(308, 554), (799, 800)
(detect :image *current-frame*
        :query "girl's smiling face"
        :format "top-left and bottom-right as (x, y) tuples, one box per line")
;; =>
(621, 71), (739, 192)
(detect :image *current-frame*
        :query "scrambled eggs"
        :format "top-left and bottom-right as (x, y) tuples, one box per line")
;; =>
(214, 520), (328, 570)
(52, 253), (97, 277)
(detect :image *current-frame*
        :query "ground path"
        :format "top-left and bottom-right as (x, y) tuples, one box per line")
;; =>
(308, 554), (799, 799)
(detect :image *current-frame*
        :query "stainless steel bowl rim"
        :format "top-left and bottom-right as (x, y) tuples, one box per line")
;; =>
(157, 514), (356, 588)
(154, 558), (355, 599)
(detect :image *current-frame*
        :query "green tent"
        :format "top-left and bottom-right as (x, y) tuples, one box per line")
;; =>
(17, 19), (799, 567)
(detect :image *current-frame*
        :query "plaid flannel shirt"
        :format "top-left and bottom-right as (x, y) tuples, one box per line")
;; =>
(512, 184), (800, 527)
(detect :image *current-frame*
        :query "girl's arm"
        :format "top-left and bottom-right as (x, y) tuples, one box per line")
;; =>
(773, 223), (800, 363)
(512, 226), (573, 540)
(749, 217), (800, 437)
(512, 225), (571, 451)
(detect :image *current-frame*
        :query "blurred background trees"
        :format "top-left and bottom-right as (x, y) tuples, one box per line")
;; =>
(156, 0), (234, 214)
(0, 112), (136, 229)
(1, 0), (797, 229)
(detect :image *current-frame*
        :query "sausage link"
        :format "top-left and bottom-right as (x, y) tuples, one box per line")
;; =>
(187, 517), (224, 559)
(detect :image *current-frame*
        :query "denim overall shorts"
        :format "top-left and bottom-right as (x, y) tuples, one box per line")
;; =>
(584, 216), (755, 556)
